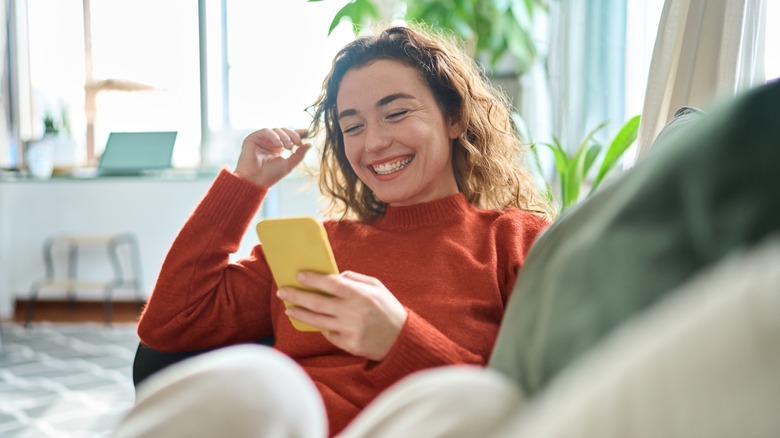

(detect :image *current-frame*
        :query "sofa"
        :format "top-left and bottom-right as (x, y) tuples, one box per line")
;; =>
(133, 80), (780, 436)
(487, 79), (780, 436)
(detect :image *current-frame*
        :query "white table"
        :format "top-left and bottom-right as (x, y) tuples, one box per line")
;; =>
(0, 171), (323, 319)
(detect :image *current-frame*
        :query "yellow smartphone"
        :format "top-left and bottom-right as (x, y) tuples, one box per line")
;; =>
(256, 217), (339, 332)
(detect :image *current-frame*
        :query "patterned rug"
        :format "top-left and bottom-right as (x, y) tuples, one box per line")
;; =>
(0, 322), (139, 438)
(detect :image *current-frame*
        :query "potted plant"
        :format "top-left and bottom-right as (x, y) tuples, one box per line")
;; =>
(25, 115), (57, 178)
(43, 113), (60, 136)
(25, 110), (77, 178)
(516, 113), (641, 212)
(310, 0), (551, 74)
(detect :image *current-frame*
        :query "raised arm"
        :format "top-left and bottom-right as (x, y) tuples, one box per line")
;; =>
(138, 128), (312, 351)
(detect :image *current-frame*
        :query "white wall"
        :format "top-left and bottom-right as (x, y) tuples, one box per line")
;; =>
(0, 173), (322, 319)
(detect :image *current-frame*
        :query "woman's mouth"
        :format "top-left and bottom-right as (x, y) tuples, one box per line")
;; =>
(372, 156), (413, 175)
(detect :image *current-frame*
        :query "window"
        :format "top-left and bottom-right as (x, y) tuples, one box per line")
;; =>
(8, 1), (777, 171)
(224, 1), (352, 130)
(766, 0), (780, 81)
(11, 0), (352, 169)
(21, 0), (200, 167)
(202, 0), (352, 165)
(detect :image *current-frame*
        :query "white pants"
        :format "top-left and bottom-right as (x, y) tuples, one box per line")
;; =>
(115, 237), (780, 437)
(114, 345), (327, 438)
(114, 345), (522, 438)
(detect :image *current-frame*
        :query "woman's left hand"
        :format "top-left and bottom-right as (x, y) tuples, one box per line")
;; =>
(277, 271), (408, 361)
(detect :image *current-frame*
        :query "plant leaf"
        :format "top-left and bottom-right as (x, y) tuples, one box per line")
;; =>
(578, 120), (609, 152)
(528, 142), (555, 204)
(590, 115), (641, 194)
(523, 0), (535, 16)
(541, 138), (570, 178)
(541, 138), (572, 207)
(563, 141), (593, 208)
(327, 2), (354, 35)
(582, 142), (602, 176)
(327, 0), (379, 36)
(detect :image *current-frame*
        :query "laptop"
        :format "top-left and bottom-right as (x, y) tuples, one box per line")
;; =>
(97, 131), (177, 176)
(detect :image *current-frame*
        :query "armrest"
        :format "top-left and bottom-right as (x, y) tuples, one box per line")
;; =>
(132, 336), (275, 389)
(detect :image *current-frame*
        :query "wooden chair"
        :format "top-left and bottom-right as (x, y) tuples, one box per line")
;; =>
(25, 233), (144, 326)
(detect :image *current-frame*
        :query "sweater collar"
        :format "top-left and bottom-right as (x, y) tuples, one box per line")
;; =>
(374, 193), (470, 229)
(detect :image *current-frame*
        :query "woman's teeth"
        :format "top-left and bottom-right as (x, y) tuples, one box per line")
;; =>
(373, 157), (412, 175)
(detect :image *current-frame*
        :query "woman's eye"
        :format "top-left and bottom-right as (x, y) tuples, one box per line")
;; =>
(387, 110), (408, 119)
(343, 125), (362, 134)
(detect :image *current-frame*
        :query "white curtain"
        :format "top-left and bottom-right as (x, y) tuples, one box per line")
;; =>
(631, 0), (767, 163)
(545, 0), (628, 150)
(0, 0), (9, 168)
(519, 0), (628, 184)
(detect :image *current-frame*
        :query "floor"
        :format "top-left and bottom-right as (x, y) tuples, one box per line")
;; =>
(13, 300), (143, 325)
(0, 301), (142, 437)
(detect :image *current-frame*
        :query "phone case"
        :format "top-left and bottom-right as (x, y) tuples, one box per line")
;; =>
(256, 217), (339, 332)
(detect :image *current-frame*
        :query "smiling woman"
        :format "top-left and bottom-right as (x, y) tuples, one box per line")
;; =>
(336, 61), (461, 207)
(118, 25), (552, 437)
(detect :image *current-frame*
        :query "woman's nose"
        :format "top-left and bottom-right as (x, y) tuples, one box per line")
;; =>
(364, 124), (391, 152)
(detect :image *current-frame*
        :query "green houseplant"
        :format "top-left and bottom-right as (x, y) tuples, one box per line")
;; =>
(43, 113), (60, 136)
(309, 0), (551, 73)
(314, 0), (637, 213)
(27, 109), (77, 177)
(521, 115), (641, 212)
(26, 113), (61, 178)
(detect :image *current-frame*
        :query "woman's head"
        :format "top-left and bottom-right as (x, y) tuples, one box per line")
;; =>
(310, 25), (550, 220)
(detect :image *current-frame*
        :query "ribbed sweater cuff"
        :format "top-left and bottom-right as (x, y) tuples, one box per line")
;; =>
(367, 311), (469, 387)
(190, 168), (268, 240)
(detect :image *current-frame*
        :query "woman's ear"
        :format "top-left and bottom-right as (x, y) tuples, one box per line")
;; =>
(447, 114), (463, 140)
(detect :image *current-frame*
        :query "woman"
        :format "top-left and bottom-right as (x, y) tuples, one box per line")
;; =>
(123, 25), (551, 437)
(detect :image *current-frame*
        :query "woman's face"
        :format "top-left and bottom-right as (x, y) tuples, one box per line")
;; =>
(336, 59), (461, 206)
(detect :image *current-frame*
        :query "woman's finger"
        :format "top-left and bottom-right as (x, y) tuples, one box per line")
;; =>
(340, 270), (383, 286)
(284, 305), (339, 332)
(277, 287), (339, 315)
(272, 127), (292, 149)
(282, 127), (302, 147)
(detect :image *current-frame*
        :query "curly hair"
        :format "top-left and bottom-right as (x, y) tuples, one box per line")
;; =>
(308, 25), (552, 221)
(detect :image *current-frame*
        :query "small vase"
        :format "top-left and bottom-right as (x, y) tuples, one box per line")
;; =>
(26, 135), (56, 178)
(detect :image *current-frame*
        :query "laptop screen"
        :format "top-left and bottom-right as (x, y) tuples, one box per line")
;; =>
(98, 131), (177, 175)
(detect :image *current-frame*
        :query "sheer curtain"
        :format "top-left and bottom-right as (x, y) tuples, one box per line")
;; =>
(545, 0), (627, 149)
(631, 0), (767, 163)
(519, 0), (628, 184)
(0, 0), (9, 168)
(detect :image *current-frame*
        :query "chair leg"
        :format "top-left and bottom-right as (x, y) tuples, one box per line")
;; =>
(66, 243), (78, 307)
(128, 234), (145, 309)
(25, 284), (41, 327)
(103, 287), (113, 326)
(27, 238), (56, 327)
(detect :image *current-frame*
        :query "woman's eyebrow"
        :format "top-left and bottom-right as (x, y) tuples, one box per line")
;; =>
(376, 93), (414, 107)
(338, 108), (357, 119)
(338, 93), (415, 120)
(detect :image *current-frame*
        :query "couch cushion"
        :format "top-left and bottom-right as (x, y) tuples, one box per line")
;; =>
(495, 235), (780, 437)
(489, 80), (780, 395)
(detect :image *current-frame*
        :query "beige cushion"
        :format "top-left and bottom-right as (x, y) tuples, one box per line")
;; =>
(490, 81), (780, 394)
(495, 235), (780, 437)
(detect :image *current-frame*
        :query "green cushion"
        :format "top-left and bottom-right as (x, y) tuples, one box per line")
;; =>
(489, 81), (780, 395)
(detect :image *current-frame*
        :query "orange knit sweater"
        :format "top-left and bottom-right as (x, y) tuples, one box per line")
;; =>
(138, 169), (548, 435)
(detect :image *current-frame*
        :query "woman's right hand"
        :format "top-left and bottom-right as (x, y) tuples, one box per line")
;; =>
(234, 127), (311, 188)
